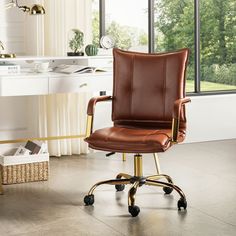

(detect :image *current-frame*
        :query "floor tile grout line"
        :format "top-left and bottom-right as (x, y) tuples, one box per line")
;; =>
(188, 205), (236, 227)
(45, 184), (125, 236)
(78, 209), (126, 236)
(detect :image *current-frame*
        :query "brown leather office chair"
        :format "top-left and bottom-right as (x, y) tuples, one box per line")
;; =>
(84, 48), (190, 217)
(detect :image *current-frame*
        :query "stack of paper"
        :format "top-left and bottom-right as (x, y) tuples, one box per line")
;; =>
(0, 63), (20, 75)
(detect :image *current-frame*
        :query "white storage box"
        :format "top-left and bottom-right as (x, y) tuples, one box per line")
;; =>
(0, 148), (49, 185)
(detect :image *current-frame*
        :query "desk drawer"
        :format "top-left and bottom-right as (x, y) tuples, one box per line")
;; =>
(0, 77), (48, 96)
(49, 74), (112, 94)
(88, 75), (113, 92)
(49, 77), (92, 94)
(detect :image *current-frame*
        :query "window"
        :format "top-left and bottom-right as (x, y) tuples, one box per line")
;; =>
(96, 0), (236, 94)
(104, 0), (148, 52)
(200, 0), (236, 91)
(154, 0), (195, 92)
(92, 0), (100, 47)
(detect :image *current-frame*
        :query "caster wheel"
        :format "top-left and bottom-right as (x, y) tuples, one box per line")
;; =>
(84, 194), (94, 206)
(177, 198), (187, 210)
(163, 186), (173, 194)
(115, 184), (125, 191)
(128, 205), (140, 217)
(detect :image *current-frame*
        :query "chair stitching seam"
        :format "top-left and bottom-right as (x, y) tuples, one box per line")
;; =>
(130, 55), (134, 118)
(163, 57), (167, 120)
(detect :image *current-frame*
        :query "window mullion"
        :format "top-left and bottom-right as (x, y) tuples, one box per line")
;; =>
(99, 0), (105, 40)
(148, 0), (155, 53)
(194, 0), (200, 93)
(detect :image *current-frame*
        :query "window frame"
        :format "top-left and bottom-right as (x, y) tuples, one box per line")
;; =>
(98, 0), (236, 95)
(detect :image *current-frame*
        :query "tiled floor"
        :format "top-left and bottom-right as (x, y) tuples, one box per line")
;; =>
(1, 140), (236, 236)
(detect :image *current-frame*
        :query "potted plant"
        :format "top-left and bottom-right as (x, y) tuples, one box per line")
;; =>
(67, 29), (84, 56)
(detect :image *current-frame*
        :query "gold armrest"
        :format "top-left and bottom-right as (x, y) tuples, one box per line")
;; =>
(85, 96), (112, 138)
(171, 97), (191, 143)
(85, 115), (93, 138)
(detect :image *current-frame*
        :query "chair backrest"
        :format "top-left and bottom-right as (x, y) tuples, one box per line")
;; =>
(112, 48), (189, 130)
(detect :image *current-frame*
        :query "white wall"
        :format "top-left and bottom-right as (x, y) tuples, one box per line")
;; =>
(0, 0), (44, 151)
(185, 94), (236, 143)
(44, 0), (92, 56)
(0, 0), (44, 55)
(0, 0), (25, 55)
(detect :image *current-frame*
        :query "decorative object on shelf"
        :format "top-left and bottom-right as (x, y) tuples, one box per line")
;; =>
(4, 0), (16, 9)
(67, 29), (84, 56)
(0, 54), (16, 58)
(33, 61), (50, 73)
(85, 44), (98, 56)
(0, 63), (20, 75)
(4, 0), (45, 15)
(0, 41), (16, 58)
(0, 41), (4, 52)
(100, 35), (115, 49)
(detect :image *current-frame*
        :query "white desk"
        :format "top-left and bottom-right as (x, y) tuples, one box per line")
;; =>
(0, 71), (112, 96)
(0, 56), (113, 96)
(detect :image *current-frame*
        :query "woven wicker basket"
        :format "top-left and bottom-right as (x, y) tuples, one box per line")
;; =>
(0, 149), (49, 185)
(1, 161), (48, 184)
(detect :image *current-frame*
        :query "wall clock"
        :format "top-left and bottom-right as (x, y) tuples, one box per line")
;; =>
(100, 35), (115, 49)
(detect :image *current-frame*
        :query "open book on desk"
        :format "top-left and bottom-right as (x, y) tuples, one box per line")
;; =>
(54, 64), (108, 74)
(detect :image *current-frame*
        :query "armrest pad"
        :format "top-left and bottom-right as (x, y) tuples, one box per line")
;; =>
(173, 97), (191, 120)
(87, 96), (112, 115)
(171, 97), (191, 143)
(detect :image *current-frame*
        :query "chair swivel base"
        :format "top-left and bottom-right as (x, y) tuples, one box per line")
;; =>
(84, 154), (187, 217)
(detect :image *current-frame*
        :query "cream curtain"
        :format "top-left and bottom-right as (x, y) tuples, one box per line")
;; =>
(38, 93), (90, 156)
(38, 0), (92, 156)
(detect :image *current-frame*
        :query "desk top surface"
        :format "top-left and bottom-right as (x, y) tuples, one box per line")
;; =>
(0, 68), (113, 79)
(0, 55), (112, 62)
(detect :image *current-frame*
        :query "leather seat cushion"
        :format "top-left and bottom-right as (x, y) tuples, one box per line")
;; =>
(85, 127), (185, 153)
